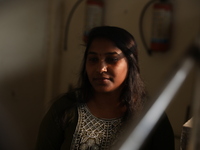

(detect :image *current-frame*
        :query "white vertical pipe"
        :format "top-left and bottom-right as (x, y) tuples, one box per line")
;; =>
(44, 0), (65, 110)
(188, 64), (200, 150)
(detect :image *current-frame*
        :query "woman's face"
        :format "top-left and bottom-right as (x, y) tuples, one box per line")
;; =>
(86, 38), (128, 94)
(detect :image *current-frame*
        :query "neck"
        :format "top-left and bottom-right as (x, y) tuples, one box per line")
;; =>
(87, 92), (127, 119)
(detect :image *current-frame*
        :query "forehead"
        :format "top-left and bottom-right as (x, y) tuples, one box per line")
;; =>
(88, 38), (122, 54)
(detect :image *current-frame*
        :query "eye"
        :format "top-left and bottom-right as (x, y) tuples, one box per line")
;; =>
(87, 57), (98, 63)
(106, 57), (119, 64)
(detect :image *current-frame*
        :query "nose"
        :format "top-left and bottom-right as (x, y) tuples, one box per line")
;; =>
(97, 60), (107, 74)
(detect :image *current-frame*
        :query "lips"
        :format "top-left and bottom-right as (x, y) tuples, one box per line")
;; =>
(93, 77), (111, 84)
(94, 77), (109, 80)
(93, 76), (110, 80)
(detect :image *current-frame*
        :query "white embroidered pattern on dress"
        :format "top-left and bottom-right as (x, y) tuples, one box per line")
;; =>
(70, 104), (122, 150)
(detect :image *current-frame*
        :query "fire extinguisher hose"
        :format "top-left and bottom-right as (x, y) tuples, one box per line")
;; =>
(64, 0), (85, 51)
(139, 0), (159, 55)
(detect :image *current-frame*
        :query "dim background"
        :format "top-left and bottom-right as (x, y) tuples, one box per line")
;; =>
(0, 0), (199, 149)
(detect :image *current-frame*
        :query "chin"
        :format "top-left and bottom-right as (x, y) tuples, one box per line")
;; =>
(94, 87), (118, 94)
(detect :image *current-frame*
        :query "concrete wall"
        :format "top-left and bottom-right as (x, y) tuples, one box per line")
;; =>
(0, 0), (48, 149)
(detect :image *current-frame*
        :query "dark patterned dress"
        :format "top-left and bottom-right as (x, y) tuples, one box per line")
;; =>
(70, 104), (122, 150)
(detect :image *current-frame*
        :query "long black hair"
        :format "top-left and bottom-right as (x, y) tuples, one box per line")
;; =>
(78, 26), (146, 117)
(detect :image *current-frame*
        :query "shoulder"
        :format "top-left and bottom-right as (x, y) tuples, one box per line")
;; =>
(45, 90), (82, 122)
(41, 90), (81, 128)
(51, 90), (81, 111)
(36, 90), (81, 150)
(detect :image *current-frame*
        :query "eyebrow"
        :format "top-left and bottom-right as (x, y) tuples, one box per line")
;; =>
(87, 51), (119, 55)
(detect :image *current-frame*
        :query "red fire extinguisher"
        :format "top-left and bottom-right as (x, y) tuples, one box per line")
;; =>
(151, 0), (173, 52)
(83, 0), (104, 43)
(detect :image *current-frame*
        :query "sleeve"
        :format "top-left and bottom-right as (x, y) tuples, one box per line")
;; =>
(35, 91), (79, 150)
(35, 102), (65, 150)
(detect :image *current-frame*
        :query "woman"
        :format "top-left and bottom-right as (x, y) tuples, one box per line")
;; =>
(36, 26), (174, 150)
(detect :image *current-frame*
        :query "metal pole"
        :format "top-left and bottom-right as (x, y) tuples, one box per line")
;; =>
(117, 57), (195, 150)
(111, 37), (200, 150)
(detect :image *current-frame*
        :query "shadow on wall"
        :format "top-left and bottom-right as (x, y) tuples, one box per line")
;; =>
(0, 0), (49, 149)
(0, 66), (46, 150)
